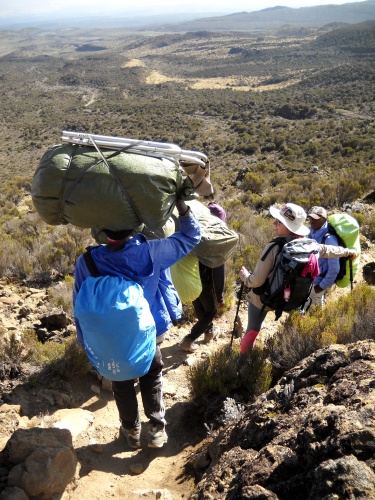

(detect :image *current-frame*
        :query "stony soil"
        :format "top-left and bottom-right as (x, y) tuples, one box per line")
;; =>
(1, 238), (374, 499)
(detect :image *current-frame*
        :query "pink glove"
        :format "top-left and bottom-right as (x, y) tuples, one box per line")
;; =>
(240, 330), (259, 354)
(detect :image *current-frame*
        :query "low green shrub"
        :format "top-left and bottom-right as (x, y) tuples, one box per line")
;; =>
(0, 331), (33, 364)
(48, 275), (74, 316)
(22, 331), (91, 382)
(187, 345), (272, 419)
(1, 326), (90, 385)
(361, 212), (375, 241)
(266, 284), (375, 380)
(351, 211), (364, 226)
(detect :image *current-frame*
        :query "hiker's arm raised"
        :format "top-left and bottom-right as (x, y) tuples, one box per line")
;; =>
(319, 244), (357, 260)
(147, 207), (201, 269)
(175, 199), (190, 217)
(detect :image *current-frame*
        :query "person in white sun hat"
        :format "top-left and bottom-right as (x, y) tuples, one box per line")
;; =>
(269, 203), (310, 237)
(238, 203), (357, 354)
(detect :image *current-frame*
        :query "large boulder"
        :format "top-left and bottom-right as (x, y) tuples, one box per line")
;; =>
(1, 427), (79, 499)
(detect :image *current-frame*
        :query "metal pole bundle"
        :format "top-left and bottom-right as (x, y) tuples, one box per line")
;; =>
(61, 130), (208, 168)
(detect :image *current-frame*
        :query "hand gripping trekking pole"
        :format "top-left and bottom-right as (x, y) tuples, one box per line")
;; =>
(230, 282), (244, 347)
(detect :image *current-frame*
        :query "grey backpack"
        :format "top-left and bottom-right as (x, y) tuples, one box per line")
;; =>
(253, 238), (320, 319)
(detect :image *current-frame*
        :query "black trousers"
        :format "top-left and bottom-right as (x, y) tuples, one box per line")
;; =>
(189, 283), (218, 341)
(112, 345), (165, 430)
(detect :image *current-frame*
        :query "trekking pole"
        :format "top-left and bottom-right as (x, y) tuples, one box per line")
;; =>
(230, 282), (244, 347)
(349, 258), (354, 291)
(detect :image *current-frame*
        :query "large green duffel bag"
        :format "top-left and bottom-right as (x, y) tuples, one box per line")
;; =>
(31, 144), (194, 231)
(327, 213), (361, 288)
(173, 199), (239, 268)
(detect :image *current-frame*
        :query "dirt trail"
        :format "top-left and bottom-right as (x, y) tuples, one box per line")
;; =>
(68, 305), (253, 499)
(64, 287), (304, 500)
(67, 242), (374, 499)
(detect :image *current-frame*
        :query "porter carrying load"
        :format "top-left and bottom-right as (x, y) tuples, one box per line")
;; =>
(172, 199), (239, 268)
(31, 131), (213, 232)
(91, 199), (239, 269)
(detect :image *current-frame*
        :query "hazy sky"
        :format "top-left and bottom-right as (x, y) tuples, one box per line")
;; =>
(0, 0), (368, 20)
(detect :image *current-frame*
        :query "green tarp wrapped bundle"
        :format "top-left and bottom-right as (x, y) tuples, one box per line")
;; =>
(31, 144), (194, 232)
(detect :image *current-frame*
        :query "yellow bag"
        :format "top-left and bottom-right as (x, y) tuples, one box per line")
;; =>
(170, 253), (202, 303)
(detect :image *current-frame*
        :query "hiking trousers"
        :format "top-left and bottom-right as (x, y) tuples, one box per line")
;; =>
(304, 287), (326, 311)
(189, 284), (218, 341)
(246, 301), (268, 333)
(112, 345), (166, 430)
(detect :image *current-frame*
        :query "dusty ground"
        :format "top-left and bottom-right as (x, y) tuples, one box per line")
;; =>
(68, 302), (254, 500)
(67, 241), (373, 499)
(2, 240), (373, 499)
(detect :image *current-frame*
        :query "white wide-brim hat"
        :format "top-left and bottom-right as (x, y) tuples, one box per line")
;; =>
(269, 203), (309, 236)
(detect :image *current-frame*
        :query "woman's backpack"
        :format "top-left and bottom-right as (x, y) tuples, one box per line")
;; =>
(322, 213), (361, 288)
(74, 251), (156, 381)
(253, 238), (320, 320)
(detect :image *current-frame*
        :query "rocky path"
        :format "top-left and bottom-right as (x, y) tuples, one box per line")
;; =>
(0, 239), (374, 499)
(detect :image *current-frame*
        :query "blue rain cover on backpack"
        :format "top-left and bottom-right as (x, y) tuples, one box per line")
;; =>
(75, 275), (156, 381)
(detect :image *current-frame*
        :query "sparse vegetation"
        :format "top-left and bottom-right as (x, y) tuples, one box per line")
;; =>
(187, 284), (375, 421)
(27, 337), (92, 383)
(187, 345), (272, 421)
(48, 275), (75, 316)
(266, 284), (375, 380)
(0, 20), (373, 416)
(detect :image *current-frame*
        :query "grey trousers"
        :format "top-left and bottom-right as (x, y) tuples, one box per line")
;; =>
(246, 301), (268, 333)
(304, 287), (326, 311)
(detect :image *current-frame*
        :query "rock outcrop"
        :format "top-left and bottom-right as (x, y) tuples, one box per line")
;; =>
(0, 427), (79, 499)
(190, 340), (375, 499)
(363, 262), (375, 286)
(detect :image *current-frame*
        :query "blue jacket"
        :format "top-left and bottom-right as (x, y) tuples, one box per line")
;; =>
(73, 212), (201, 347)
(309, 221), (340, 289)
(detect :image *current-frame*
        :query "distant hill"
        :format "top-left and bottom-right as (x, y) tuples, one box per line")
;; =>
(1, 1), (375, 31)
(0, 12), (215, 31)
(147, 1), (375, 32)
(313, 19), (375, 48)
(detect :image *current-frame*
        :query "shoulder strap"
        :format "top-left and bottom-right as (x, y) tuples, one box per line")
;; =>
(321, 222), (336, 244)
(83, 250), (100, 277)
(260, 237), (286, 262)
(321, 231), (330, 244)
(322, 223), (345, 247)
